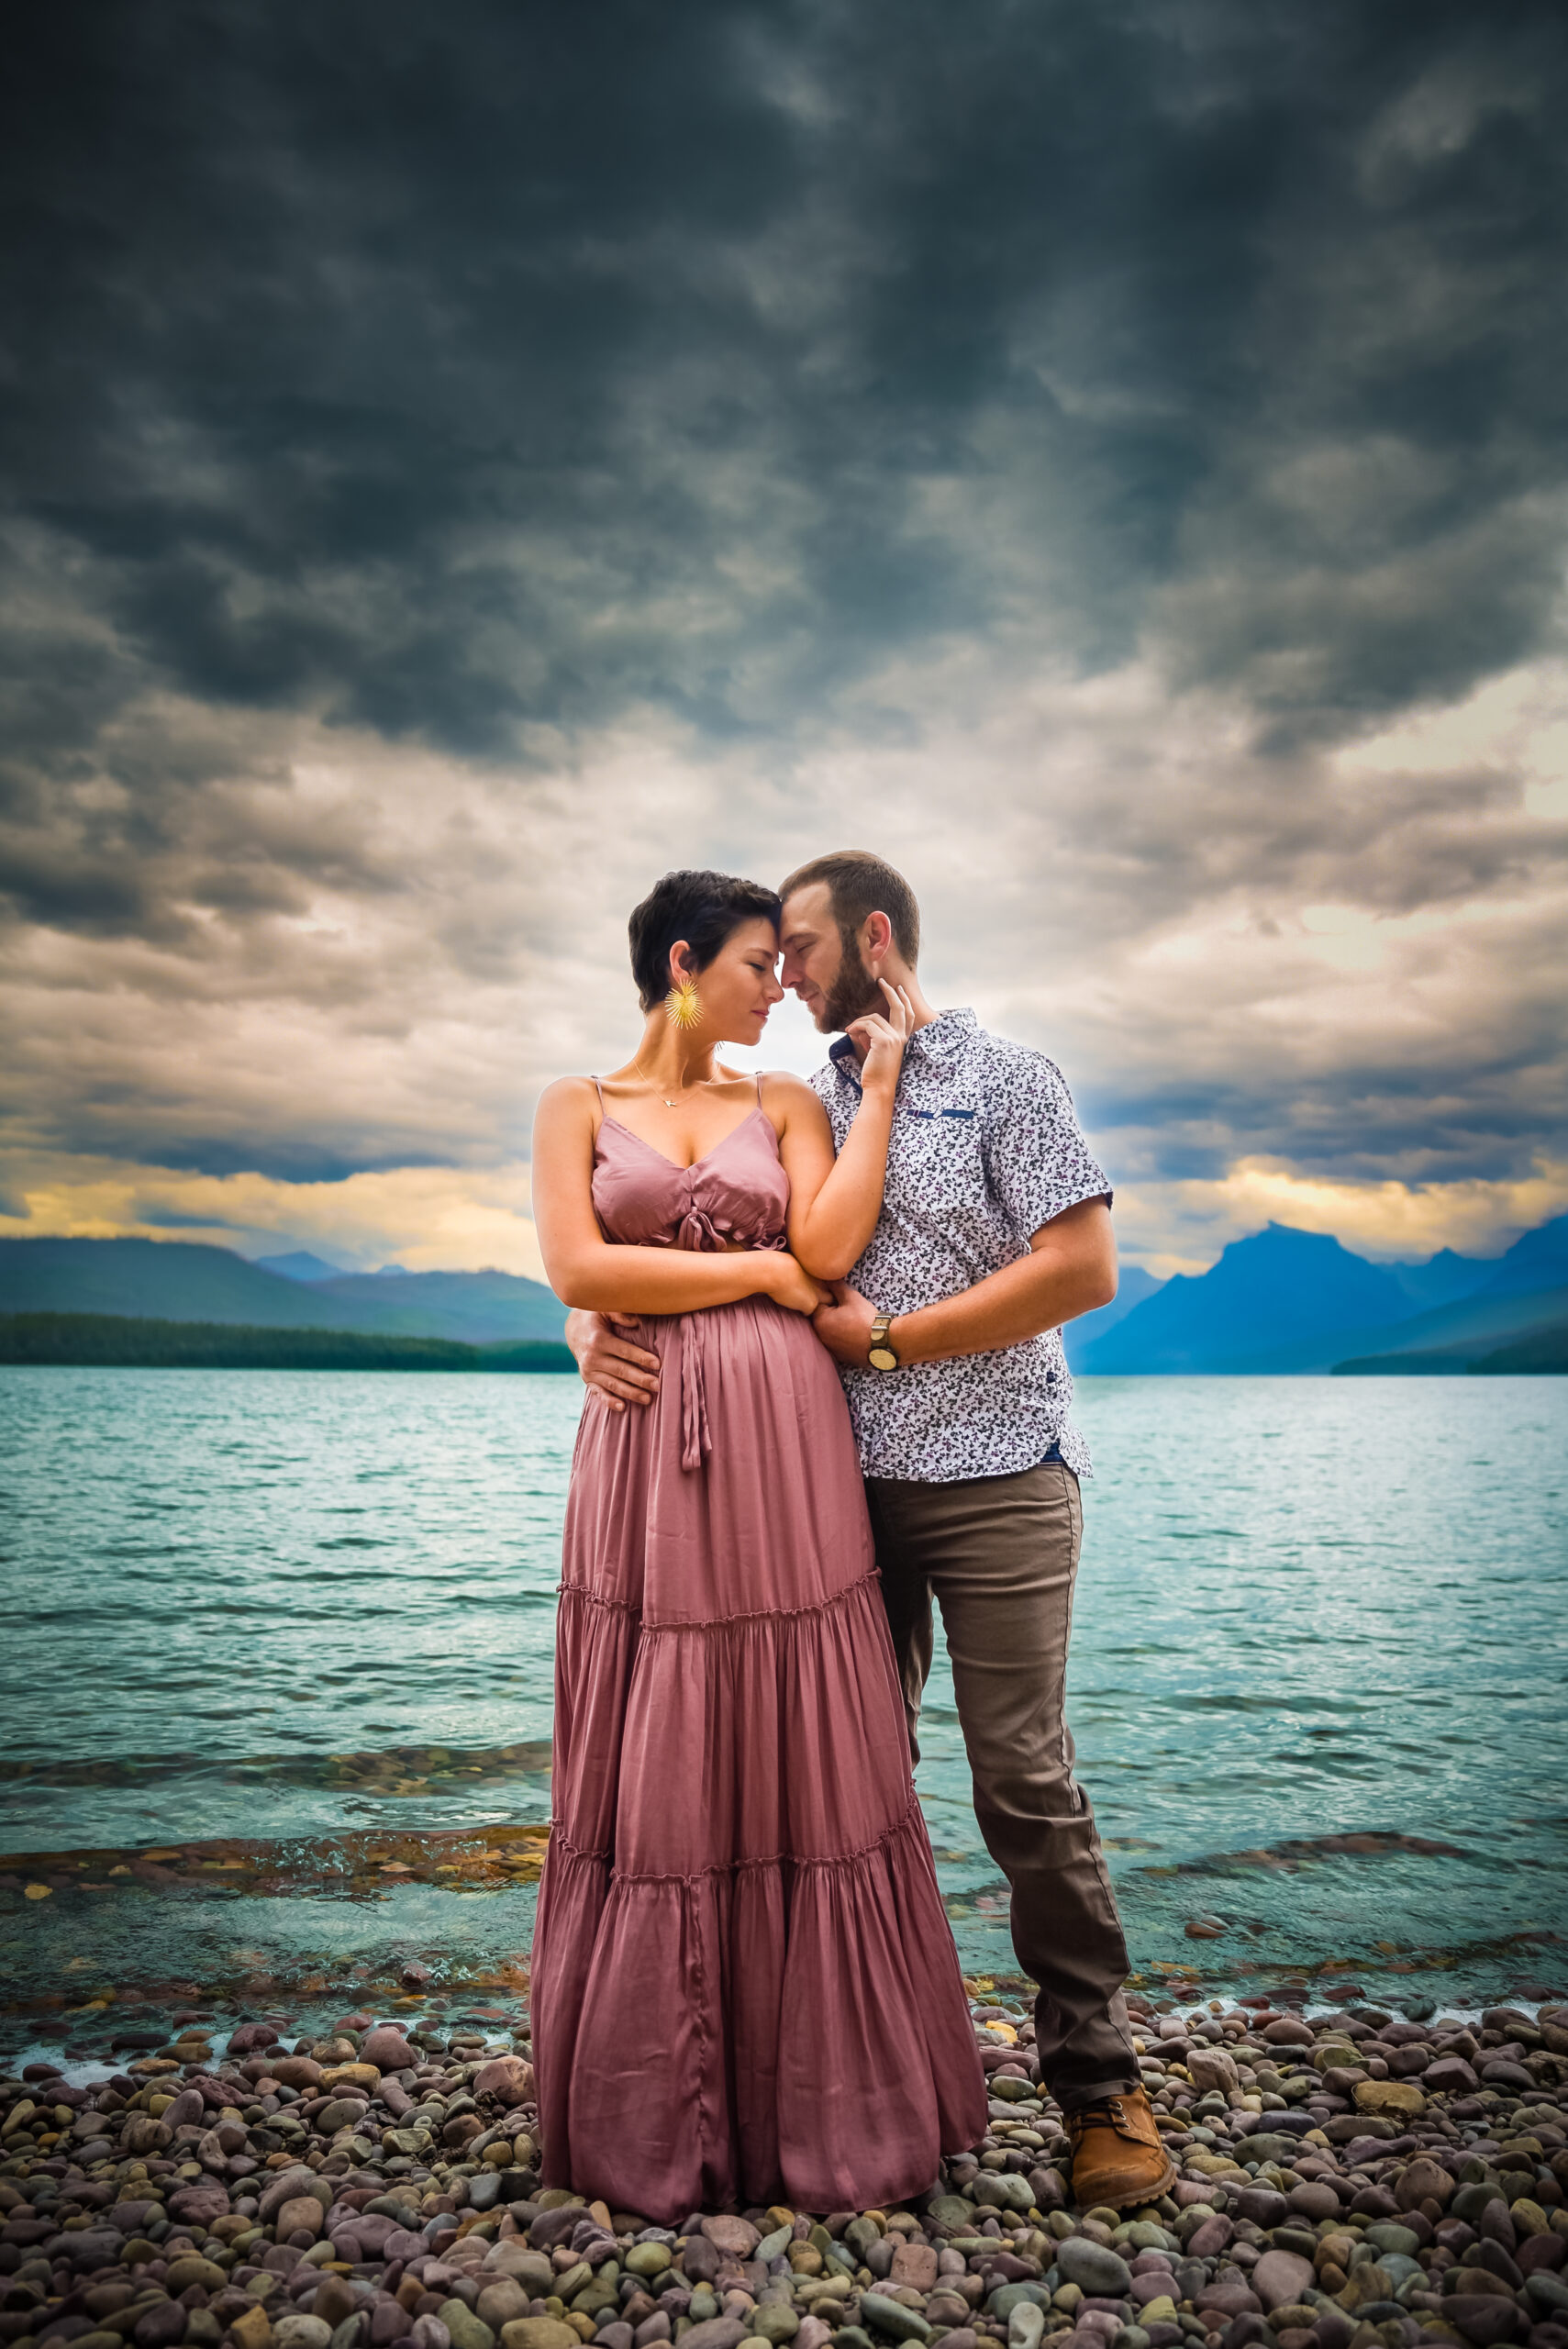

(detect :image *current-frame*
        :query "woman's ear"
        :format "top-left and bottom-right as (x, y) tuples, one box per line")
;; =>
(667, 937), (695, 986)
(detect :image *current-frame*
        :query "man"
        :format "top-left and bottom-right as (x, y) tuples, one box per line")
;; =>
(564, 849), (1171, 2210)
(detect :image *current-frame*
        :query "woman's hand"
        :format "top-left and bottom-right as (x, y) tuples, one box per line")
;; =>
(846, 979), (915, 1097)
(766, 1252), (837, 1315)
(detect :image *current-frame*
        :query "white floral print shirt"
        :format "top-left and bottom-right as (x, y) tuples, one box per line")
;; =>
(810, 1008), (1111, 1483)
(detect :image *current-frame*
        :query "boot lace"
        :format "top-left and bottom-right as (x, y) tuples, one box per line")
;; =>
(1069, 2096), (1141, 2141)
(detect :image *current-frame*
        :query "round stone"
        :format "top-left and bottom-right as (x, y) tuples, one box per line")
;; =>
(1008, 2308), (1046, 2349)
(1363, 2225), (1420, 2261)
(439, 2305), (496, 2349)
(473, 2056), (535, 2108)
(1352, 2080), (1425, 2118)
(361, 2028), (418, 2072)
(1250, 2252), (1315, 2313)
(477, 2283), (531, 2332)
(316, 2099), (370, 2134)
(1394, 2158), (1453, 2213)
(700, 2217), (762, 2260)
(989, 2286), (1052, 2320)
(163, 2257), (228, 2294)
(856, 2295), (932, 2343)
(1056, 2242), (1133, 2299)
(275, 2196), (326, 2243)
(273, 2322), (334, 2349)
(626, 2244), (673, 2277)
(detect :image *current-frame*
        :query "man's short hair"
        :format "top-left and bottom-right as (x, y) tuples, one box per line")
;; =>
(778, 849), (920, 965)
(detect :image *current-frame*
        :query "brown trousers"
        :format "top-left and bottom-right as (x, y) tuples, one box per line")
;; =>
(863, 1458), (1139, 2110)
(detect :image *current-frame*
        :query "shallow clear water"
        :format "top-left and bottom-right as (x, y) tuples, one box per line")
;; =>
(1, 1367), (1564, 2032)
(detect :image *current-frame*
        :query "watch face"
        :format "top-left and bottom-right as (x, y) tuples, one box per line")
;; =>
(868, 1345), (898, 1372)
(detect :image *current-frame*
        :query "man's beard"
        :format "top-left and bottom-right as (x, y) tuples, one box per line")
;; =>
(819, 938), (884, 1034)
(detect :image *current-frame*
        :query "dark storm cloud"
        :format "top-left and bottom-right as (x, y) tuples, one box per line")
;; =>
(1081, 1019), (1568, 1189)
(2, 0), (1566, 1230)
(5, 0), (1565, 793)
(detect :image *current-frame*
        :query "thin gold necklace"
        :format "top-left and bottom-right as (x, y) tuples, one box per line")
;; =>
(631, 1055), (714, 1110)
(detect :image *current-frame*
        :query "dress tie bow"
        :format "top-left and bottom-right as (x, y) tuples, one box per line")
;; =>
(665, 1197), (786, 1470)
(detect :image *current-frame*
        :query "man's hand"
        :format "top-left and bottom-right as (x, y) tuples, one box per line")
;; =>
(564, 1307), (661, 1413)
(811, 1281), (879, 1367)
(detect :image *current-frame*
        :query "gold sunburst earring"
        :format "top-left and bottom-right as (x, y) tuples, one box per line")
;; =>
(665, 973), (703, 1029)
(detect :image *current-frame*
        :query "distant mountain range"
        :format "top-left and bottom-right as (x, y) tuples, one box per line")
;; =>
(0, 1238), (567, 1348)
(6, 1216), (1566, 1375)
(252, 1251), (347, 1282)
(1335, 1319), (1568, 1375)
(284, 1265), (571, 1345)
(1071, 1215), (1568, 1375)
(0, 1311), (574, 1373)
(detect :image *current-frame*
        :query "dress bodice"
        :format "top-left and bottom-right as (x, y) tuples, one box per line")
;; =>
(591, 1104), (790, 1253)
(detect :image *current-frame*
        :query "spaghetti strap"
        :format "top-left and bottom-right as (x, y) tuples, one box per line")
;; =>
(589, 1074), (605, 1107)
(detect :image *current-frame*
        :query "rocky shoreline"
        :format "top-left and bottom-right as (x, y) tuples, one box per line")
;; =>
(3, 1997), (1566, 2349)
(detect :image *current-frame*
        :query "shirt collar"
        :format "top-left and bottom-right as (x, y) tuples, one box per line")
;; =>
(908, 1006), (977, 1063)
(826, 1007), (977, 1087)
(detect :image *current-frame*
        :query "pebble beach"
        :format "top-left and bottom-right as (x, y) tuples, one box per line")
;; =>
(3, 1994), (1566, 2349)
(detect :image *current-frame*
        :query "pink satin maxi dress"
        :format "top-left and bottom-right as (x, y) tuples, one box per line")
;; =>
(529, 1085), (987, 2219)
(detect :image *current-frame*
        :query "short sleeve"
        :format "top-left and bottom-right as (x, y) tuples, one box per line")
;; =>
(984, 1049), (1112, 1239)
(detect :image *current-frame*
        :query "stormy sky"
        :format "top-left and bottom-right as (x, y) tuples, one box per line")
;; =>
(2, 0), (1566, 1275)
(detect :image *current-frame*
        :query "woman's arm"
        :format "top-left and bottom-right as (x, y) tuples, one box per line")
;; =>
(773, 985), (912, 1281)
(531, 1079), (822, 1315)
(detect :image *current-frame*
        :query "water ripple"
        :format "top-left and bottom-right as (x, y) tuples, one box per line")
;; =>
(1, 1365), (1564, 2005)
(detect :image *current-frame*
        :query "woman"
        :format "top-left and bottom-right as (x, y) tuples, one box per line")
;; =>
(529, 868), (986, 2220)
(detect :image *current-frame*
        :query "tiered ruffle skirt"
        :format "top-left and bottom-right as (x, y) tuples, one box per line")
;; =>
(530, 1295), (987, 2219)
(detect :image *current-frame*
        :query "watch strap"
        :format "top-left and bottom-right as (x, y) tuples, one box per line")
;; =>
(868, 1310), (899, 1370)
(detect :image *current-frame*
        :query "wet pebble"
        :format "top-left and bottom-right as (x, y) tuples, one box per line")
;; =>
(274, 2321), (334, 2349)
(1057, 2243), (1133, 2298)
(3, 1988), (1566, 2349)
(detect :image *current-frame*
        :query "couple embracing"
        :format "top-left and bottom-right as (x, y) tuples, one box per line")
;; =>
(529, 851), (1170, 2224)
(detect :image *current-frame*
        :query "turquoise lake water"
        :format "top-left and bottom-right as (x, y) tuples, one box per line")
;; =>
(1, 1366), (1564, 2037)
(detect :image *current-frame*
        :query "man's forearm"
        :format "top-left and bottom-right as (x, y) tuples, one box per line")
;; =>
(889, 1219), (1115, 1366)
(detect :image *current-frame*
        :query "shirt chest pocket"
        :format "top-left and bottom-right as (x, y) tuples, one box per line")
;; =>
(886, 1105), (985, 1202)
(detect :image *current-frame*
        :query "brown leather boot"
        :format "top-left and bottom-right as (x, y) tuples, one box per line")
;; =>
(1065, 2087), (1176, 2208)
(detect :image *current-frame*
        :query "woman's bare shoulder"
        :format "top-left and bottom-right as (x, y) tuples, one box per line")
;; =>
(757, 1069), (828, 1121)
(534, 1074), (602, 1124)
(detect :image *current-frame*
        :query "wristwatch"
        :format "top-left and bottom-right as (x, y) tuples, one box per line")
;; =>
(868, 1310), (900, 1373)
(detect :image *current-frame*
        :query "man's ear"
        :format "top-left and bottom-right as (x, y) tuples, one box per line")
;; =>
(861, 910), (893, 964)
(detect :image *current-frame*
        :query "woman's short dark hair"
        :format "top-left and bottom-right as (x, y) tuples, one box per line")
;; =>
(628, 870), (782, 1011)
